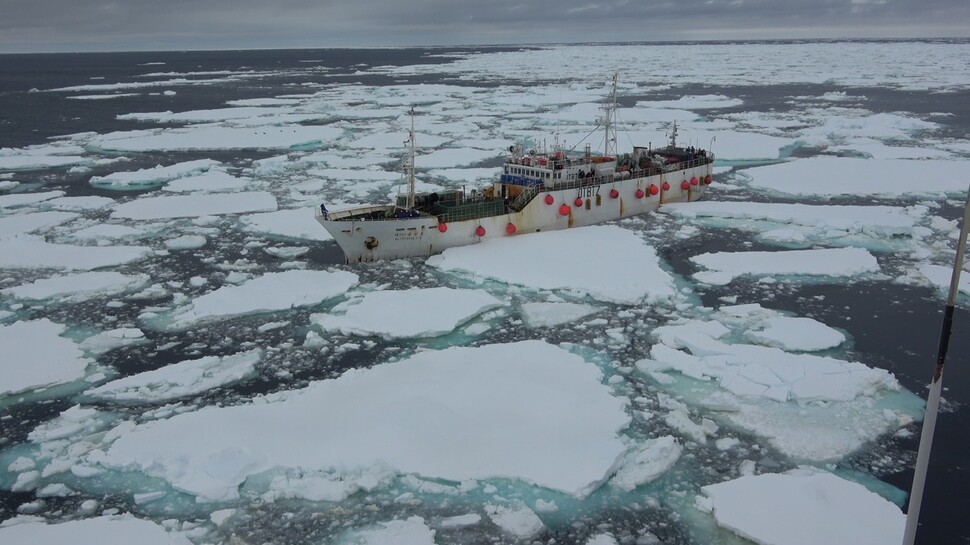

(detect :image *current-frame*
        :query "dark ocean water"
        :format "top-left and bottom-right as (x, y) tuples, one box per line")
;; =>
(1, 42), (969, 544)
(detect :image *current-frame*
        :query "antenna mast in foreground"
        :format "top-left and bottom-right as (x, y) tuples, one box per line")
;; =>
(902, 185), (970, 545)
(405, 107), (416, 210)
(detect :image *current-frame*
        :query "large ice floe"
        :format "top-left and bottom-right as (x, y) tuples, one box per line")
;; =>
(690, 247), (881, 286)
(0, 515), (191, 545)
(0, 319), (92, 396)
(428, 225), (678, 305)
(311, 287), (504, 340)
(80, 341), (628, 502)
(156, 269), (359, 330)
(1, 272), (151, 303)
(698, 468), (905, 545)
(88, 159), (220, 190)
(0, 235), (153, 270)
(111, 191), (277, 220)
(637, 304), (920, 461)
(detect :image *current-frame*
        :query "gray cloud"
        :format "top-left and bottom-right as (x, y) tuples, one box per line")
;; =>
(1, 0), (968, 52)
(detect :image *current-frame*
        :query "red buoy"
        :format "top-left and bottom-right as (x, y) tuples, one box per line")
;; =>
(662, 181), (670, 191)
(475, 225), (486, 237)
(704, 175), (713, 185)
(544, 194), (554, 205)
(609, 188), (619, 199)
(506, 223), (516, 235)
(438, 223), (447, 233)
(648, 184), (659, 196)
(690, 176), (699, 186)
(680, 180), (690, 190)
(574, 197), (584, 207)
(635, 188), (645, 199)
(559, 204), (570, 216)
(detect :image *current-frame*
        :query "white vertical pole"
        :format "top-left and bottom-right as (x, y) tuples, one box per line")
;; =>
(902, 186), (970, 545)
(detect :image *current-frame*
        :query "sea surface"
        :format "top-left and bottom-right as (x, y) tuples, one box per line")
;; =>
(1, 40), (969, 544)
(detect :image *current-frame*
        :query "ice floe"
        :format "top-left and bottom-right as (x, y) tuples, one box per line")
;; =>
(112, 191), (277, 220)
(88, 159), (220, 190)
(1, 272), (151, 303)
(312, 287), (503, 340)
(520, 302), (602, 328)
(160, 269), (359, 330)
(0, 211), (79, 238)
(0, 154), (90, 171)
(744, 157), (970, 198)
(238, 207), (333, 241)
(637, 309), (916, 460)
(609, 436), (682, 492)
(93, 125), (343, 152)
(0, 515), (191, 545)
(86, 341), (628, 501)
(486, 502), (545, 539)
(0, 190), (65, 208)
(87, 349), (262, 403)
(0, 319), (92, 396)
(429, 225), (678, 305)
(699, 469), (904, 545)
(690, 247), (880, 285)
(339, 517), (436, 545)
(745, 316), (846, 351)
(0, 236), (153, 270)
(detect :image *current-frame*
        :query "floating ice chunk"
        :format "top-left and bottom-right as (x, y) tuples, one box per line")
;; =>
(79, 328), (147, 356)
(91, 341), (628, 501)
(0, 515), (191, 545)
(89, 159), (219, 190)
(117, 106), (292, 124)
(660, 201), (917, 238)
(641, 94), (743, 109)
(165, 270), (358, 330)
(610, 436), (682, 491)
(341, 517), (436, 545)
(164, 235), (207, 250)
(700, 469), (904, 545)
(112, 191), (277, 220)
(263, 466), (395, 503)
(87, 349), (261, 403)
(238, 207), (333, 241)
(0, 155), (89, 171)
(427, 167), (500, 183)
(690, 247), (880, 285)
(486, 503), (545, 539)
(586, 534), (619, 545)
(93, 125), (343, 152)
(439, 514), (482, 528)
(0, 180), (20, 191)
(2, 272), (151, 303)
(311, 287), (503, 340)
(0, 236), (152, 270)
(45, 196), (116, 211)
(162, 169), (250, 193)
(67, 223), (147, 241)
(520, 302), (602, 328)
(918, 263), (970, 296)
(0, 190), (65, 208)
(429, 225), (678, 305)
(0, 319), (92, 396)
(745, 316), (846, 351)
(67, 93), (139, 100)
(745, 157), (970, 197)
(0, 211), (78, 238)
(417, 147), (501, 168)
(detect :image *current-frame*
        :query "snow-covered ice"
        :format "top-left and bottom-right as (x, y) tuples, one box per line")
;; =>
(238, 207), (333, 241)
(690, 247), (880, 285)
(0, 236), (152, 270)
(339, 517), (436, 545)
(429, 225), (678, 305)
(1, 272), (151, 303)
(161, 269), (359, 330)
(0, 319), (92, 396)
(520, 302), (602, 328)
(0, 515), (191, 545)
(311, 287), (503, 340)
(609, 436), (682, 492)
(700, 469), (904, 545)
(745, 316), (846, 351)
(112, 191), (277, 220)
(93, 125), (343, 152)
(87, 341), (628, 501)
(745, 157), (970, 198)
(88, 159), (219, 190)
(87, 349), (262, 403)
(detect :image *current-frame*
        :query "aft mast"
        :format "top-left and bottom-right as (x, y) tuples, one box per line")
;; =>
(405, 107), (417, 210)
(601, 73), (618, 158)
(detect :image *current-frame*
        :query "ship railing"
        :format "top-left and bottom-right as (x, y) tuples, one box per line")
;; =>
(549, 156), (713, 191)
(318, 204), (437, 222)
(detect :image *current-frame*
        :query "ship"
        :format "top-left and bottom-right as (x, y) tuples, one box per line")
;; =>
(316, 76), (714, 263)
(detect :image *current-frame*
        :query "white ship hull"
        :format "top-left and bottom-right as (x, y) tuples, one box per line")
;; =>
(317, 165), (711, 263)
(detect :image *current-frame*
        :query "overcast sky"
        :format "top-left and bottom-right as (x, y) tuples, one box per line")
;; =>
(1, 0), (969, 53)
